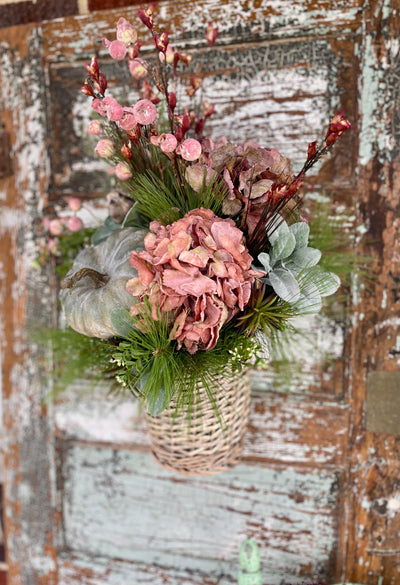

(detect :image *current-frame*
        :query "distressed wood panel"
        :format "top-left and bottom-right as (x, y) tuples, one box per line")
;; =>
(3, 0), (400, 583)
(336, 1), (400, 583)
(0, 24), (59, 585)
(48, 36), (357, 199)
(41, 0), (363, 62)
(59, 553), (238, 585)
(55, 384), (349, 468)
(61, 445), (340, 583)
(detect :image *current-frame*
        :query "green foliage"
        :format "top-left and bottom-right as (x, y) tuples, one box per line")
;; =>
(38, 327), (116, 400)
(109, 307), (258, 416)
(55, 228), (95, 278)
(91, 215), (122, 245)
(235, 285), (297, 338)
(307, 197), (374, 286)
(127, 167), (227, 227)
(256, 215), (340, 312)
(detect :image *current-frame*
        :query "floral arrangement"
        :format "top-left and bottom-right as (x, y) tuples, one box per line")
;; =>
(58, 6), (351, 416)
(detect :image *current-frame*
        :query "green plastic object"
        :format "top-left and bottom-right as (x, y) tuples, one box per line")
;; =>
(238, 539), (262, 585)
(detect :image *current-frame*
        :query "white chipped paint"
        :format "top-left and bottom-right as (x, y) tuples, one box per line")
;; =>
(252, 312), (344, 395)
(204, 66), (329, 170)
(381, 288), (387, 309)
(59, 551), (238, 585)
(359, 29), (396, 164)
(386, 495), (400, 515)
(0, 29), (61, 580)
(0, 207), (30, 237)
(72, 94), (95, 140)
(359, 34), (381, 165)
(375, 317), (400, 332)
(54, 380), (146, 444)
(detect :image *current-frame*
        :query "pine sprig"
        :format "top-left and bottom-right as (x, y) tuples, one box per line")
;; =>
(129, 167), (228, 226)
(110, 308), (258, 416)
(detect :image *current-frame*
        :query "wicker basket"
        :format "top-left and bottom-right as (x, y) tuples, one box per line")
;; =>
(145, 368), (251, 475)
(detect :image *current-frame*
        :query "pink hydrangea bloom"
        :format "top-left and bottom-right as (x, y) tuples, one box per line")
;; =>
(126, 208), (260, 354)
(187, 138), (294, 235)
(132, 99), (157, 125)
(176, 138), (202, 161)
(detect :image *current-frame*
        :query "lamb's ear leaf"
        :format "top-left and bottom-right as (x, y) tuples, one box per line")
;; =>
(289, 222), (310, 249)
(270, 231), (296, 264)
(286, 246), (322, 270)
(268, 215), (289, 245)
(146, 385), (169, 416)
(293, 283), (322, 314)
(269, 268), (301, 302)
(257, 252), (272, 273)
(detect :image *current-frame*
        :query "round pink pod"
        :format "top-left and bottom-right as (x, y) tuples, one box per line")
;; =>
(176, 138), (202, 161)
(132, 99), (157, 125)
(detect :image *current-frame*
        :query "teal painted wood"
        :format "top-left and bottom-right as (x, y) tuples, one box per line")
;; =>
(62, 445), (339, 584)
(58, 552), (238, 585)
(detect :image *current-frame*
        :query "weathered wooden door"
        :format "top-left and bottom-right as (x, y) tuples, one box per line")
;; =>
(1, 1), (400, 584)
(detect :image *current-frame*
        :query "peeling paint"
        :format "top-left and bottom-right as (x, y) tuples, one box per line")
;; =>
(62, 446), (339, 584)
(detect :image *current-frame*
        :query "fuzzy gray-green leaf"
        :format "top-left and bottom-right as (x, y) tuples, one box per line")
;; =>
(146, 385), (169, 416)
(110, 308), (135, 339)
(257, 252), (272, 273)
(286, 246), (322, 271)
(314, 270), (341, 297)
(268, 215), (289, 246)
(270, 231), (296, 265)
(294, 282), (322, 314)
(92, 216), (121, 245)
(269, 268), (301, 302)
(290, 222), (310, 249)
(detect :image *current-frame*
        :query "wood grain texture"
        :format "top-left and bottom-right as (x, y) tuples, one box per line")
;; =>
(0, 24), (59, 585)
(40, 0), (363, 62)
(61, 444), (340, 583)
(2, 0), (400, 583)
(55, 383), (349, 469)
(59, 552), (237, 584)
(336, 0), (400, 582)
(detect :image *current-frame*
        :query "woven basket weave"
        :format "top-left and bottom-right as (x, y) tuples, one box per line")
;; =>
(145, 368), (251, 475)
